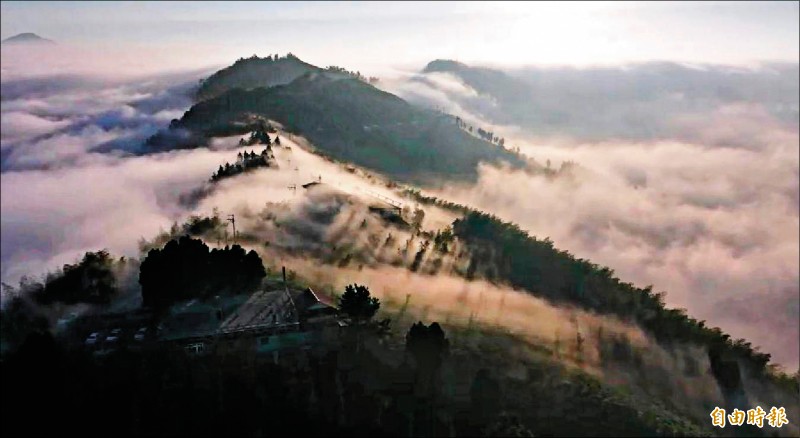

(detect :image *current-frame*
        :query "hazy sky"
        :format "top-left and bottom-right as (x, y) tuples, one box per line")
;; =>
(2, 1), (798, 74)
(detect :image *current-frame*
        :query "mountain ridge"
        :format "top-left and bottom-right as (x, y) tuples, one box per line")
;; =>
(2, 32), (55, 45)
(414, 59), (800, 140)
(149, 56), (525, 183)
(195, 53), (319, 101)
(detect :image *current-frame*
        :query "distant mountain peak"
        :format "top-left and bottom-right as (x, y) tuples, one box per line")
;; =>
(2, 32), (55, 45)
(422, 59), (468, 73)
(195, 53), (319, 101)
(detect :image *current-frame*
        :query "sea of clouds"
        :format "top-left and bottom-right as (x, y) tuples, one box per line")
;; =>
(0, 43), (408, 289)
(384, 64), (800, 369)
(1, 43), (797, 369)
(0, 44), (223, 284)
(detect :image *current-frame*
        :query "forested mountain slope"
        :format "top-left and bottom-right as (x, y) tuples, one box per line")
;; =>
(152, 66), (524, 183)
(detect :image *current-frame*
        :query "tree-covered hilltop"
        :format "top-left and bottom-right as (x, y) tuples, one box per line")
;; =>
(152, 71), (524, 183)
(423, 59), (533, 115)
(325, 65), (380, 84)
(211, 149), (271, 183)
(196, 53), (320, 102)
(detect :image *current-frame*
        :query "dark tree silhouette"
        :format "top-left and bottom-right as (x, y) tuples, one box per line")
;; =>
(33, 250), (117, 305)
(410, 240), (429, 272)
(139, 236), (265, 310)
(411, 208), (425, 232)
(405, 321), (449, 373)
(337, 284), (380, 325)
(405, 321), (450, 435)
(211, 146), (272, 182)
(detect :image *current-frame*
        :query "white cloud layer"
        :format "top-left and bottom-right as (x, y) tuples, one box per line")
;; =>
(2, 44), (797, 370)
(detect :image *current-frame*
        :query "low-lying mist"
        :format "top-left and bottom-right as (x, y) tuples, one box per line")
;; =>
(0, 44), (264, 284)
(388, 64), (800, 369)
(275, 256), (797, 432)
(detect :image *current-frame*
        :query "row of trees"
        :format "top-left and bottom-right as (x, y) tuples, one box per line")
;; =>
(325, 65), (379, 84)
(400, 188), (797, 390)
(238, 128), (280, 147)
(139, 236), (266, 310)
(403, 188), (471, 215)
(455, 116), (505, 147)
(211, 148), (272, 182)
(450, 211), (780, 379)
(223, 53), (301, 72)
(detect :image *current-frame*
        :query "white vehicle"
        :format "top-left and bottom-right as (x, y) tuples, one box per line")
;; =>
(105, 328), (122, 343)
(85, 332), (101, 346)
(134, 327), (148, 342)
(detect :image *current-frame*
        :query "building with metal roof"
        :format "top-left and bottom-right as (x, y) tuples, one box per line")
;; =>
(158, 285), (340, 360)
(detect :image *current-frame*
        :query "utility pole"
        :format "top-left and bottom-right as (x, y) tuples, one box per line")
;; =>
(227, 214), (236, 245)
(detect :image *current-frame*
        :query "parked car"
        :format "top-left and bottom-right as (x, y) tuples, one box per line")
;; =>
(105, 328), (122, 343)
(85, 332), (101, 346)
(134, 327), (148, 342)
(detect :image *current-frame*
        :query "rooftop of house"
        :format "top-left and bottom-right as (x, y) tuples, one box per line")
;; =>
(290, 287), (337, 316)
(158, 294), (251, 342)
(219, 289), (299, 334)
(158, 286), (338, 342)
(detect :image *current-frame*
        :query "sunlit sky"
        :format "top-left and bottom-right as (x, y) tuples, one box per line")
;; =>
(2, 1), (799, 73)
